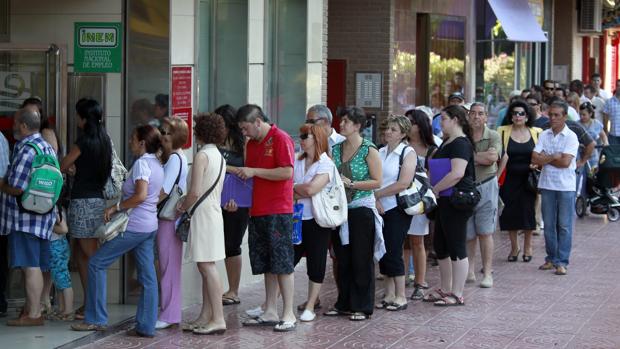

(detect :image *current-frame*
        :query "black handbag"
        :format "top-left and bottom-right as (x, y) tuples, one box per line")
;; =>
(449, 185), (481, 210)
(176, 157), (224, 242)
(526, 169), (541, 194)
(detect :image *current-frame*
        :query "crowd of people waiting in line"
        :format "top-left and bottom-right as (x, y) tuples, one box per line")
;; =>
(0, 73), (617, 335)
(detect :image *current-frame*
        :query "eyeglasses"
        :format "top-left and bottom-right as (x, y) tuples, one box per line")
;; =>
(305, 118), (326, 124)
(512, 111), (526, 117)
(300, 133), (310, 140)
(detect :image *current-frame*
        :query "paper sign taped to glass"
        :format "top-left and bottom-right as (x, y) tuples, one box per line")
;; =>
(220, 174), (253, 207)
(428, 158), (453, 197)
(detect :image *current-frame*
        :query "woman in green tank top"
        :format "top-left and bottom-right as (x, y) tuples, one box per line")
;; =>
(327, 106), (382, 321)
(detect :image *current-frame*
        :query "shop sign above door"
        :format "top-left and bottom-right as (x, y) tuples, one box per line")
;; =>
(74, 22), (122, 73)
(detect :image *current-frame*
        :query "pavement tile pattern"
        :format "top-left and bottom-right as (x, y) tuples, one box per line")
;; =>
(75, 215), (620, 349)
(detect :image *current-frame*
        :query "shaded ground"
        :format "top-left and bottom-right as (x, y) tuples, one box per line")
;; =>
(74, 214), (620, 349)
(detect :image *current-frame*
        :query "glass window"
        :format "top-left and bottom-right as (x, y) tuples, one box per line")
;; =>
(392, 1), (465, 116)
(428, 15), (465, 113)
(266, 0), (307, 136)
(198, 0), (248, 111)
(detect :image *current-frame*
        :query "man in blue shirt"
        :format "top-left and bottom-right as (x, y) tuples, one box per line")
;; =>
(0, 109), (57, 326)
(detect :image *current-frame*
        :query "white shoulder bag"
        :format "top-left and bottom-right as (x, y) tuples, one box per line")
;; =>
(311, 164), (348, 228)
(158, 153), (184, 221)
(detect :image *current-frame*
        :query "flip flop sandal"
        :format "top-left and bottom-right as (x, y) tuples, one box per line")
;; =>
(349, 312), (370, 321)
(222, 296), (241, 306)
(324, 308), (351, 317)
(242, 316), (280, 327)
(433, 294), (465, 307)
(422, 288), (448, 302)
(193, 326), (227, 335)
(385, 302), (408, 311)
(375, 300), (391, 309)
(297, 300), (321, 311)
(181, 321), (206, 331)
(273, 321), (297, 332)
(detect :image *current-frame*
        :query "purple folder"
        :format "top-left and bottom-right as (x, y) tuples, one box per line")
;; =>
(221, 174), (253, 207)
(428, 158), (453, 197)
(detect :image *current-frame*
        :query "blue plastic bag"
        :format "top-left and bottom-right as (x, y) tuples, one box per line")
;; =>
(292, 203), (304, 245)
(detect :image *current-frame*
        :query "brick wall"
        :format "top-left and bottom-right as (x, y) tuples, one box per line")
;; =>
(327, 0), (394, 121)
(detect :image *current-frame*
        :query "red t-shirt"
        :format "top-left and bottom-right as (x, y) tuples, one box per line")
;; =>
(246, 124), (295, 217)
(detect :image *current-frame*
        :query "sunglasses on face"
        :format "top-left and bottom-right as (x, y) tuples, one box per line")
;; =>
(528, 102), (539, 107)
(300, 133), (310, 140)
(305, 118), (325, 124)
(160, 129), (172, 136)
(544, 86), (554, 91)
(512, 111), (526, 117)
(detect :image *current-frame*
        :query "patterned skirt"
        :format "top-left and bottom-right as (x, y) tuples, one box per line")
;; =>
(68, 198), (106, 238)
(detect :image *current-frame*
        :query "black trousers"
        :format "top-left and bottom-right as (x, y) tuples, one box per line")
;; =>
(333, 207), (375, 316)
(434, 198), (472, 261)
(293, 219), (331, 283)
(223, 208), (250, 258)
(0, 235), (8, 312)
(379, 207), (412, 277)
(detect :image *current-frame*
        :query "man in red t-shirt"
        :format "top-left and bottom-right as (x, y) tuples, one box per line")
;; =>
(234, 104), (296, 332)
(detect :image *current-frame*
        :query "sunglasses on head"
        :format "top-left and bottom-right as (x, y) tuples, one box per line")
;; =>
(579, 102), (594, 110)
(512, 111), (526, 116)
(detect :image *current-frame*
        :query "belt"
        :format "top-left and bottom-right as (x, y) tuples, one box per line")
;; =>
(475, 175), (496, 186)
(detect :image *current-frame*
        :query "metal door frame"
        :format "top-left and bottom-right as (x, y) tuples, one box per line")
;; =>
(0, 43), (68, 155)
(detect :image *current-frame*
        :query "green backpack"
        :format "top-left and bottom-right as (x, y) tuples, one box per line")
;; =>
(20, 142), (63, 214)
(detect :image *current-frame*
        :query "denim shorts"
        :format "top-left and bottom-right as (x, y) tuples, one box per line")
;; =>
(8, 231), (50, 271)
(50, 238), (72, 290)
(248, 214), (294, 275)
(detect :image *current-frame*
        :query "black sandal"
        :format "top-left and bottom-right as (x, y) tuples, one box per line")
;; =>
(507, 248), (521, 262)
(349, 312), (370, 321)
(522, 255), (532, 262)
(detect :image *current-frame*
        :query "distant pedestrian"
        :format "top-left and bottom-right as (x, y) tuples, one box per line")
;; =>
(602, 79), (620, 145)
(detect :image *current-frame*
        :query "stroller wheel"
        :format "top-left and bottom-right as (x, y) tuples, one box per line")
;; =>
(575, 196), (587, 218)
(607, 208), (620, 222)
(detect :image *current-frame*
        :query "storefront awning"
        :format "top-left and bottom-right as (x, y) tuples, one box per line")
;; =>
(488, 0), (548, 42)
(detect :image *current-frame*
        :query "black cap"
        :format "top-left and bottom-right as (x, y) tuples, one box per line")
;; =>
(448, 92), (465, 102)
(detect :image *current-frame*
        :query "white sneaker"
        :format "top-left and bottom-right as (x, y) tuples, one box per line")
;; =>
(480, 275), (493, 288)
(245, 306), (264, 318)
(299, 309), (316, 322)
(155, 320), (173, 329)
(466, 271), (476, 283)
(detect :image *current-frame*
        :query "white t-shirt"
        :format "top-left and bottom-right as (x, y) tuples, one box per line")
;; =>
(533, 125), (579, 192)
(598, 89), (612, 100)
(293, 153), (335, 220)
(162, 151), (189, 195)
(568, 106), (579, 122)
(590, 96), (606, 123)
(378, 143), (415, 212)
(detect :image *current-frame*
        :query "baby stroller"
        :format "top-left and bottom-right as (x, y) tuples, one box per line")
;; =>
(575, 145), (620, 222)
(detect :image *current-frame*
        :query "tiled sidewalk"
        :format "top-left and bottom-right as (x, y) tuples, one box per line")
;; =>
(74, 215), (620, 349)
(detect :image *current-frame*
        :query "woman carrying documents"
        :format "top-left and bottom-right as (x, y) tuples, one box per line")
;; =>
(424, 105), (476, 307)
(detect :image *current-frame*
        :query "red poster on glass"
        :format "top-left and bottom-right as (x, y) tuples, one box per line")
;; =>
(171, 66), (193, 148)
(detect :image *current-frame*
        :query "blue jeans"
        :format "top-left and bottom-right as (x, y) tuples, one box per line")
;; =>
(85, 231), (158, 335)
(540, 190), (576, 267)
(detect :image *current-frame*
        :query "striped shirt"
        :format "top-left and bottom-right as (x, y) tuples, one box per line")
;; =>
(5, 133), (57, 239)
(603, 96), (620, 136)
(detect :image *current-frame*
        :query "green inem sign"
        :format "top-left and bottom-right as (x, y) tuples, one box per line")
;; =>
(74, 22), (122, 73)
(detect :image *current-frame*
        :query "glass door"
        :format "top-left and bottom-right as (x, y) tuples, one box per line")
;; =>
(0, 44), (65, 308)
